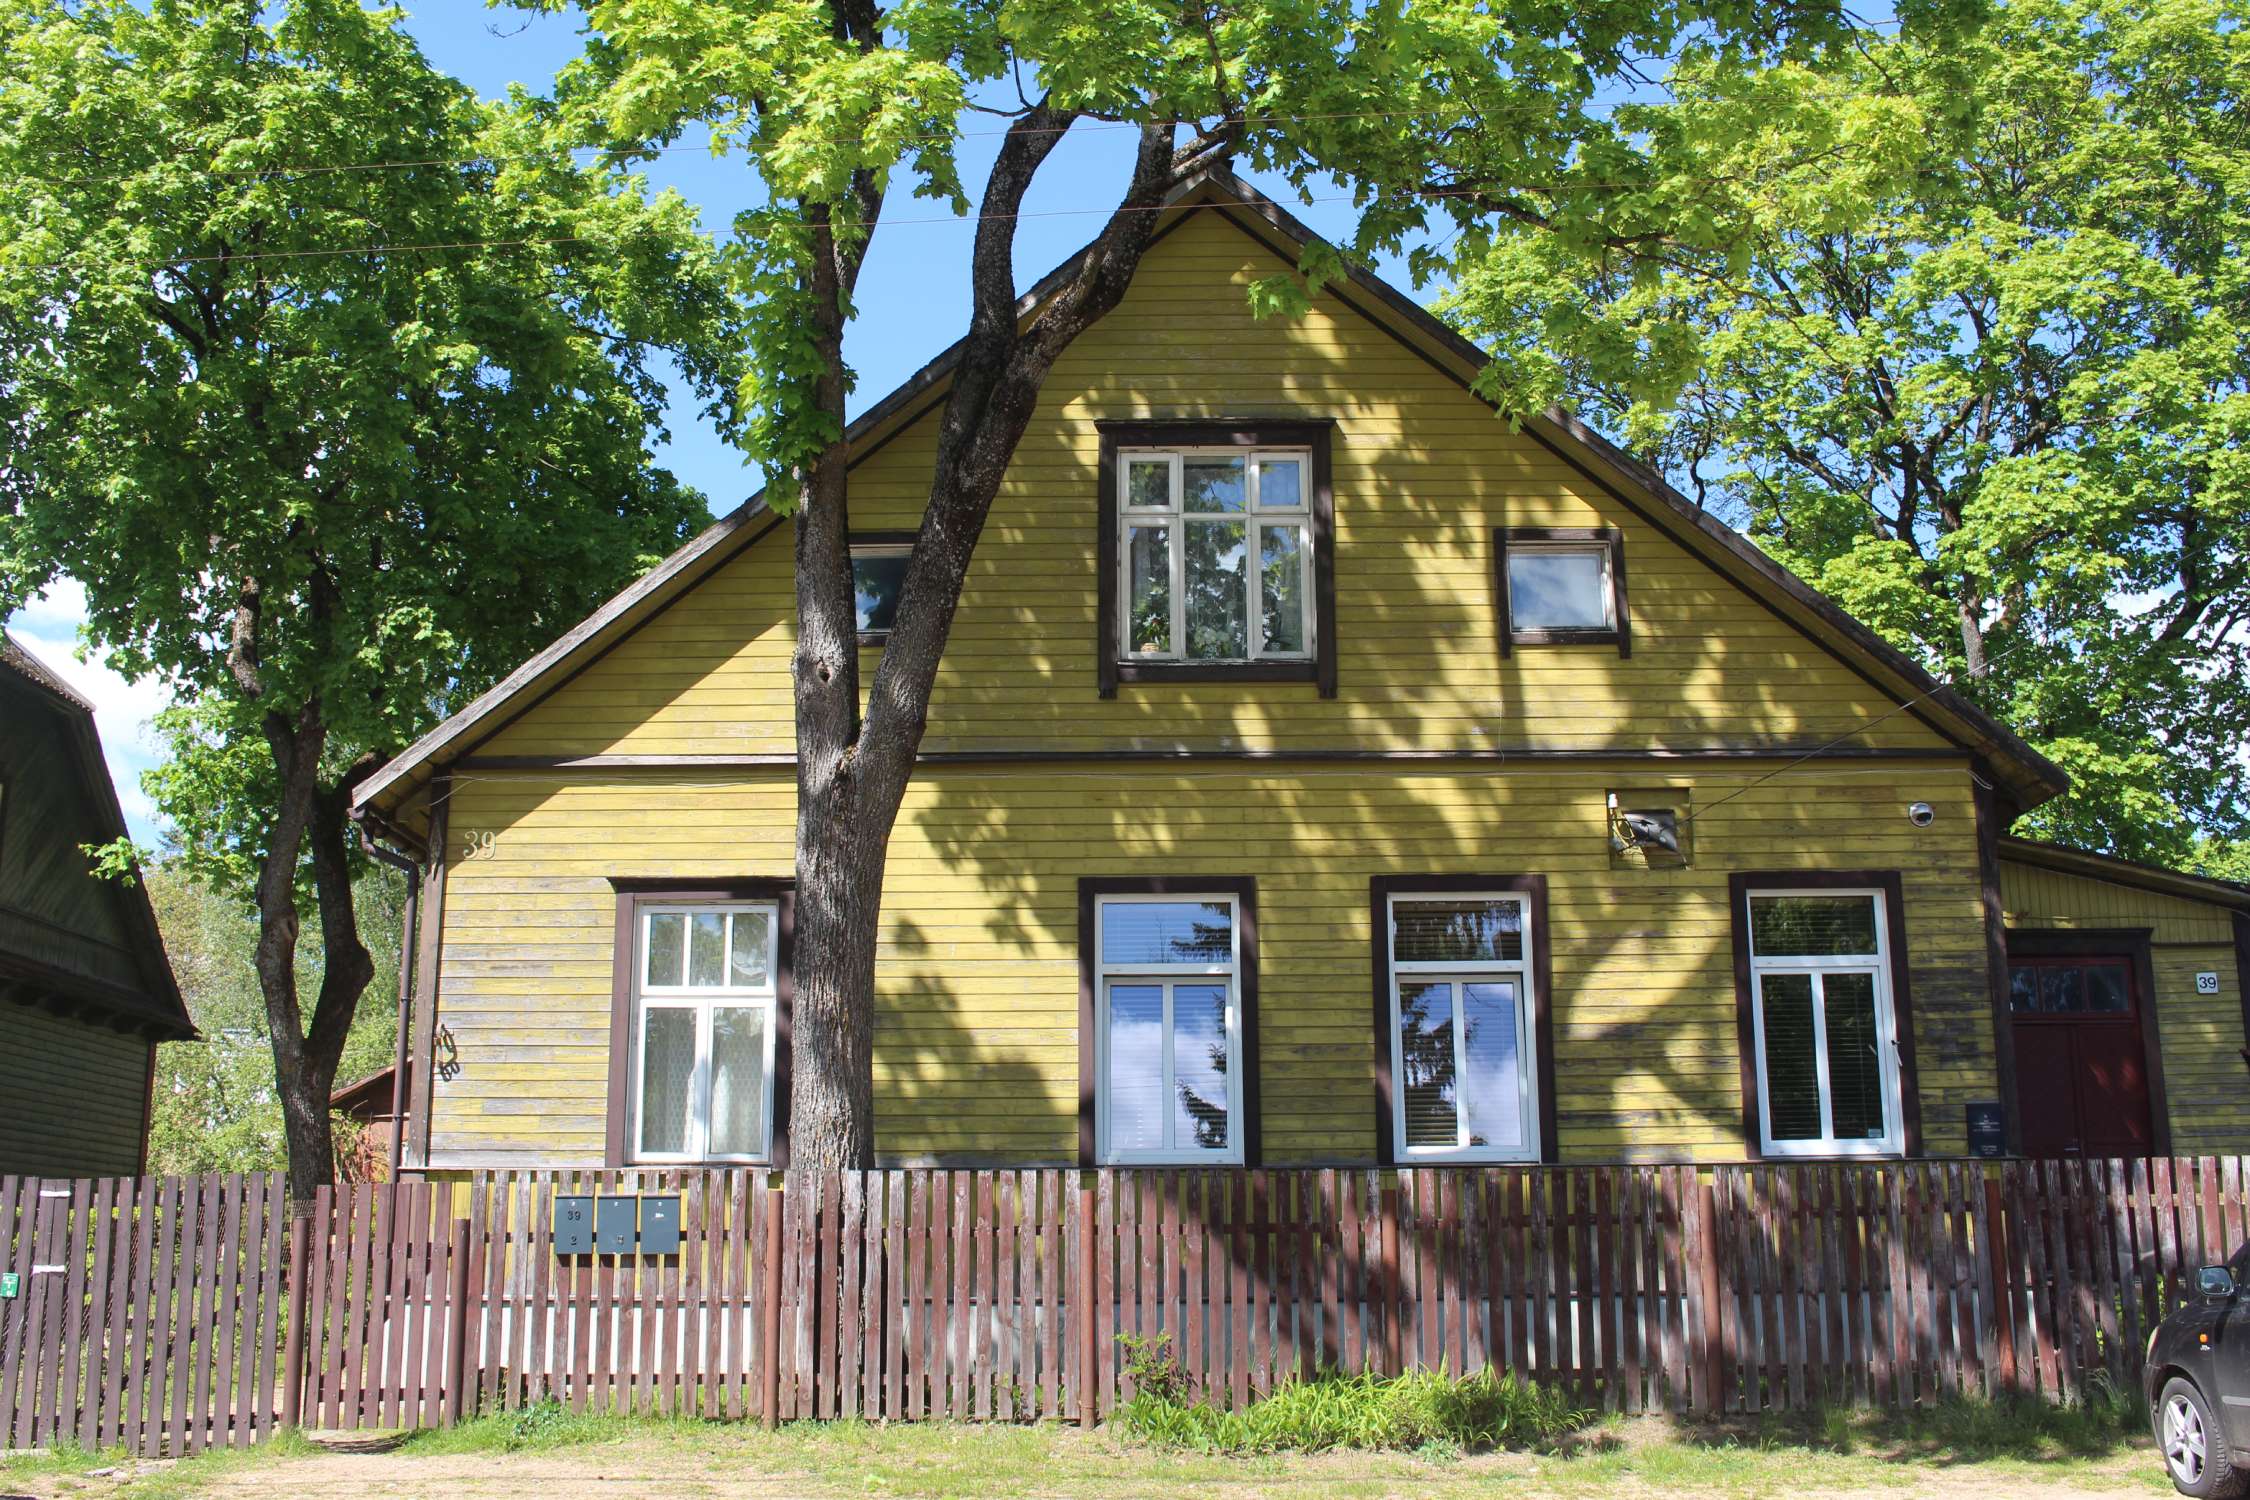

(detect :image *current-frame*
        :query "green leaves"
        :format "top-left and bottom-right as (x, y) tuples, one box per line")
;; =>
(1442, 0), (2250, 860)
(0, 0), (746, 886)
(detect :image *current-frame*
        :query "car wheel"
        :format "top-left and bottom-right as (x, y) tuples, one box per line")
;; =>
(2159, 1377), (2245, 1498)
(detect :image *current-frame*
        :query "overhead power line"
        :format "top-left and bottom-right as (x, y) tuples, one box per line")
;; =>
(1677, 630), (2046, 830)
(32, 185), (1533, 274)
(28, 106), (1482, 189)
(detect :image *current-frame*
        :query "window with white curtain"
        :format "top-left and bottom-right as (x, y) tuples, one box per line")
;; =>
(1384, 892), (1540, 1162)
(1095, 893), (1243, 1165)
(632, 902), (778, 1163)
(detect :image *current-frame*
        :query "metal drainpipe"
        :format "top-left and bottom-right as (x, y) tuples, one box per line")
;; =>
(356, 812), (422, 1177)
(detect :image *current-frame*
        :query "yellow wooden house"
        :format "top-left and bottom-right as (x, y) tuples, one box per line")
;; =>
(352, 170), (2250, 1176)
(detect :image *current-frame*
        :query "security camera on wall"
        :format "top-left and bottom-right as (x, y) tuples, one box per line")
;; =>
(1907, 801), (1936, 828)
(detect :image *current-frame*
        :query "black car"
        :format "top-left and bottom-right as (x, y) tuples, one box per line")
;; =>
(2148, 1243), (2250, 1497)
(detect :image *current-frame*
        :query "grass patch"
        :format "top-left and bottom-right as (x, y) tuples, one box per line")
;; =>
(1109, 1336), (1590, 1455)
(391, 1398), (705, 1455)
(0, 1429), (320, 1500)
(1746, 1384), (2150, 1462)
(0, 1384), (2155, 1498)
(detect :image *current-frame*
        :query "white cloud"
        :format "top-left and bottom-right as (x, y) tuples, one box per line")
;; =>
(6, 580), (174, 846)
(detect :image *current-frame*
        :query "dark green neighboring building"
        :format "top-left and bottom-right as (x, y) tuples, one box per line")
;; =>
(0, 634), (192, 1176)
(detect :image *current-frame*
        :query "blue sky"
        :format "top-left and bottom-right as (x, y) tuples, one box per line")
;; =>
(4, 2), (1445, 846)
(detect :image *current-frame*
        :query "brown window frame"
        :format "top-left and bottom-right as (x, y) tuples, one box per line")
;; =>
(1077, 875), (1261, 1168)
(1095, 420), (1337, 698)
(605, 878), (795, 1169)
(1728, 870), (1921, 1159)
(1494, 525), (1631, 657)
(2002, 926), (2171, 1155)
(849, 530), (918, 648)
(1368, 874), (1558, 1166)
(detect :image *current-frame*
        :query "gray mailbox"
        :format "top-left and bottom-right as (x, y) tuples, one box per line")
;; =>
(595, 1194), (638, 1255)
(553, 1195), (594, 1256)
(640, 1195), (682, 1255)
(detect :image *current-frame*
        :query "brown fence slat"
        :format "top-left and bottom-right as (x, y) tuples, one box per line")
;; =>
(25, 1179), (63, 1448)
(0, 1178), (22, 1448)
(86, 1180), (121, 1452)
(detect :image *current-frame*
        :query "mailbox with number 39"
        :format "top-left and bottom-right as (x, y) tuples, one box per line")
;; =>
(552, 1195), (594, 1256)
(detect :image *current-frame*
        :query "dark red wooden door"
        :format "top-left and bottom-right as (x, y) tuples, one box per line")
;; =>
(2008, 955), (2153, 1157)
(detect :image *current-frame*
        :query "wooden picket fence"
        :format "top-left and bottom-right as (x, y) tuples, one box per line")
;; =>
(5, 1157), (2248, 1452)
(0, 1174), (289, 1455)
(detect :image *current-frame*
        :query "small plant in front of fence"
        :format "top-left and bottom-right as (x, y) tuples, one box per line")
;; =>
(1112, 1346), (1589, 1456)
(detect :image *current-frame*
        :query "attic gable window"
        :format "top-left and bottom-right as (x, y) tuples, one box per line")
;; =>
(1096, 421), (1336, 698)
(1495, 526), (1630, 657)
(849, 533), (914, 645)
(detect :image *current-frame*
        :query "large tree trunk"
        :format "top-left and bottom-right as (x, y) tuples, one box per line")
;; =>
(253, 702), (377, 1201)
(788, 201), (884, 1171)
(783, 115), (1196, 1169)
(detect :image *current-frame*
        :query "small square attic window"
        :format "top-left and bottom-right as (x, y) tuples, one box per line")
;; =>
(1495, 527), (1629, 656)
(850, 534), (914, 643)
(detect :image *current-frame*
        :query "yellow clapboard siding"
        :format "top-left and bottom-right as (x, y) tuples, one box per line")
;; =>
(476, 210), (1951, 762)
(2000, 858), (2249, 1153)
(396, 209), (2131, 1171)
(427, 761), (1998, 1166)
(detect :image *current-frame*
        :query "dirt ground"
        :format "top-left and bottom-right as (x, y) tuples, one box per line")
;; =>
(163, 1452), (2174, 1498)
(0, 1430), (2181, 1500)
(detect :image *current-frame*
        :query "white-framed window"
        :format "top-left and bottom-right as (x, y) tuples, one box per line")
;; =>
(1117, 449), (1313, 663)
(632, 901), (779, 1163)
(1094, 893), (1244, 1165)
(850, 541), (911, 639)
(1744, 888), (1903, 1157)
(1506, 544), (1614, 632)
(1384, 892), (1541, 1162)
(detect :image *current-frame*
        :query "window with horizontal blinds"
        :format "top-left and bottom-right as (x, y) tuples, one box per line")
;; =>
(1743, 887), (1903, 1156)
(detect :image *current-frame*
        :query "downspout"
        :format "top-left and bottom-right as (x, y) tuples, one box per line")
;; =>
(356, 810), (423, 1178)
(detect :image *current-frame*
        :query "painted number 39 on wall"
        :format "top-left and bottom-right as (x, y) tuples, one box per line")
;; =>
(2197, 972), (2221, 995)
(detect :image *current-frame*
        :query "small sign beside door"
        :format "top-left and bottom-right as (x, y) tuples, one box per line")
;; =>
(2197, 971), (2222, 995)
(1966, 1101), (2008, 1158)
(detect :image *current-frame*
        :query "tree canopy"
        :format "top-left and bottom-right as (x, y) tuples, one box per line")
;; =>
(1442, 0), (2250, 864)
(0, 0), (749, 1193)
